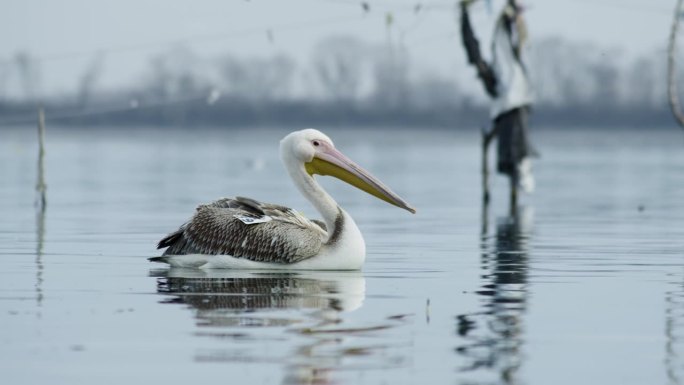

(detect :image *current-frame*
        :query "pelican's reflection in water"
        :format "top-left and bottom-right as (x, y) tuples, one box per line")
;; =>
(456, 206), (533, 385)
(665, 270), (684, 385)
(152, 269), (378, 384)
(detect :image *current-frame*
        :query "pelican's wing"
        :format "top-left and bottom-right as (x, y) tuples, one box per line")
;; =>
(156, 197), (327, 264)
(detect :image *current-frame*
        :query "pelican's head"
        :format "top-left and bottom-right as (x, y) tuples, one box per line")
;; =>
(280, 129), (416, 214)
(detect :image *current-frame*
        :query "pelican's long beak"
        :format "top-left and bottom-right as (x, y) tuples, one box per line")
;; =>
(305, 145), (416, 214)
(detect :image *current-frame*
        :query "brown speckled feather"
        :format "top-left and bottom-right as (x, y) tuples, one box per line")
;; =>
(157, 197), (327, 264)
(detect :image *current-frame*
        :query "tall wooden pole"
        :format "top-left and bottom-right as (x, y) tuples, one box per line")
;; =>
(668, 0), (684, 127)
(35, 108), (46, 308)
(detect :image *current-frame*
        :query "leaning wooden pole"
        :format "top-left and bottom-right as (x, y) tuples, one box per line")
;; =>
(668, 0), (684, 127)
(36, 108), (47, 210)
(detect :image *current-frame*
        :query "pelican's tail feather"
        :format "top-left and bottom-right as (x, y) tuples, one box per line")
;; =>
(157, 229), (184, 250)
(148, 254), (211, 268)
(148, 256), (170, 263)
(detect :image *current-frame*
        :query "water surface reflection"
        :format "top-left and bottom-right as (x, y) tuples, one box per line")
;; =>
(456, 206), (533, 384)
(154, 269), (365, 321)
(151, 269), (406, 384)
(666, 270), (684, 385)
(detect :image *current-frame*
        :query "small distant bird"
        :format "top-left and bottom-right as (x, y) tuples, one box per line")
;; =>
(152, 129), (415, 270)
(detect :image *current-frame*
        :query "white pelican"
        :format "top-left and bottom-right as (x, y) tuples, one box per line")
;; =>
(152, 129), (415, 270)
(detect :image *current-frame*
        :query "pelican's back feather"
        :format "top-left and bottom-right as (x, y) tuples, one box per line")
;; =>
(156, 197), (326, 264)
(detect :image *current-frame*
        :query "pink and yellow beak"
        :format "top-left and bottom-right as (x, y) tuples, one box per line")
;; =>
(305, 143), (416, 214)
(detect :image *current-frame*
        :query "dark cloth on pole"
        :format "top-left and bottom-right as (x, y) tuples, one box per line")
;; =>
(460, 4), (498, 98)
(494, 107), (531, 178)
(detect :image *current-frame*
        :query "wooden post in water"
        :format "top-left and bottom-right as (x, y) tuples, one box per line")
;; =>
(35, 108), (47, 308)
(36, 108), (47, 210)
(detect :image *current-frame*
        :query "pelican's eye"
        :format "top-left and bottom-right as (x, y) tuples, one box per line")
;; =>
(312, 140), (320, 147)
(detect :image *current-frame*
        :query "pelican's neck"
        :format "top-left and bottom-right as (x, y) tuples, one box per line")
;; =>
(286, 162), (343, 243)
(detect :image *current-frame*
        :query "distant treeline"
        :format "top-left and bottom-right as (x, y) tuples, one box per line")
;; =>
(0, 35), (679, 128)
(0, 99), (673, 129)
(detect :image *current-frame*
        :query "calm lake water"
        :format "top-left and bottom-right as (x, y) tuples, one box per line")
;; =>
(1, 125), (683, 385)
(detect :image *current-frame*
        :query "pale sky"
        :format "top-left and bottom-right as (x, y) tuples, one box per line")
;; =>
(0, 0), (675, 98)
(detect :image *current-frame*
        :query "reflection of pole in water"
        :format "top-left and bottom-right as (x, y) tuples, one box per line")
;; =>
(36, 108), (47, 210)
(35, 108), (47, 308)
(665, 270), (684, 384)
(481, 124), (499, 205)
(35, 204), (45, 308)
(456, 206), (532, 384)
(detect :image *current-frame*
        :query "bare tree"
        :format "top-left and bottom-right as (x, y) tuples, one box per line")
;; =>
(311, 36), (368, 102)
(218, 53), (295, 102)
(143, 45), (207, 101)
(590, 61), (621, 107)
(529, 38), (629, 109)
(0, 60), (10, 101)
(624, 56), (662, 109)
(370, 45), (411, 108)
(14, 51), (41, 102)
(77, 53), (105, 107)
(410, 76), (462, 110)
